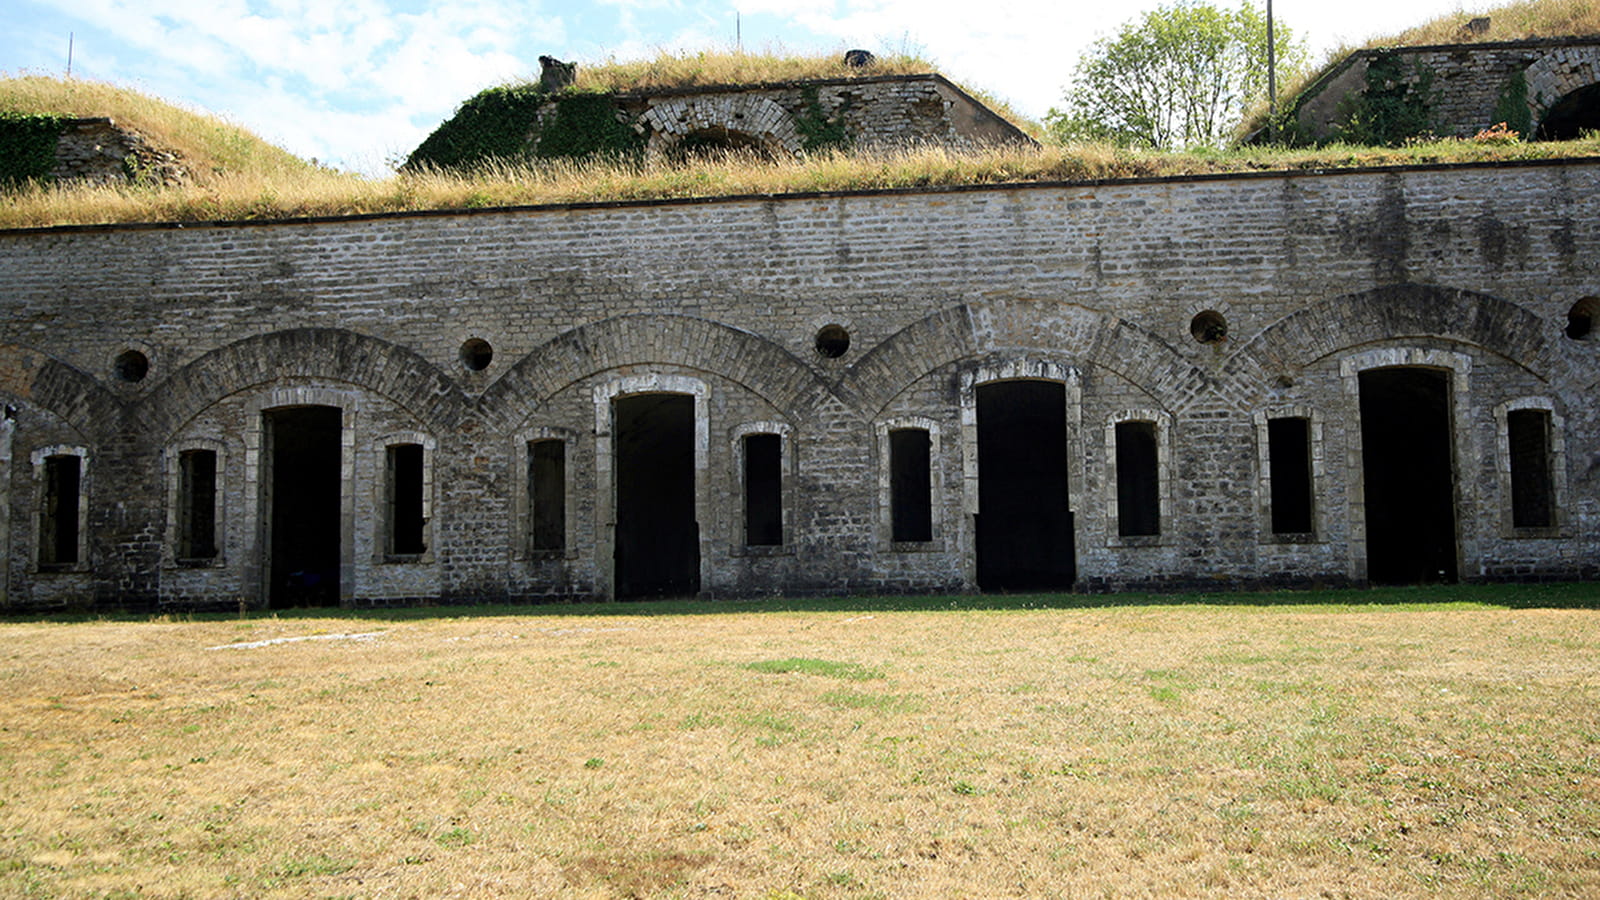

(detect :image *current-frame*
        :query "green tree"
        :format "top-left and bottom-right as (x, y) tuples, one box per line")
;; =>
(1047, 0), (1307, 149)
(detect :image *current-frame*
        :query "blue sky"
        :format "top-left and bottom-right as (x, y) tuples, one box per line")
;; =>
(5, 1), (1472, 174)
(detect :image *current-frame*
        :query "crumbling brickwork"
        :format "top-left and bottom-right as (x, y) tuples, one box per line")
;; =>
(0, 159), (1596, 609)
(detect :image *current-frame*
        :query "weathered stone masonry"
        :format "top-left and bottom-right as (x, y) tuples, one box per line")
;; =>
(1, 159), (1597, 609)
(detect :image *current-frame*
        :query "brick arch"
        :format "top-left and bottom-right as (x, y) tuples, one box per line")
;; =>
(1221, 284), (1552, 404)
(1526, 46), (1600, 123)
(479, 314), (837, 432)
(840, 299), (1205, 416)
(639, 95), (802, 159)
(139, 328), (470, 439)
(0, 342), (122, 441)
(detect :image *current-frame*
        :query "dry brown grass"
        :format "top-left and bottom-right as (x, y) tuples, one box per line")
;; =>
(0, 75), (319, 183)
(1380, 0), (1600, 47)
(2, 595), (1597, 898)
(571, 48), (935, 93)
(6, 134), (1600, 231)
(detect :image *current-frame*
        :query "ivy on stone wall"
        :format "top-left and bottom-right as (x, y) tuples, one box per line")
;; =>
(1336, 53), (1435, 146)
(1493, 69), (1532, 138)
(0, 112), (67, 185)
(795, 86), (852, 152)
(405, 86), (642, 171)
(534, 93), (643, 160)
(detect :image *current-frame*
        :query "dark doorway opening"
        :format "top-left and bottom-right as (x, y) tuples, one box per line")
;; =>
(1359, 367), (1457, 584)
(265, 406), (342, 607)
(976, 381), (1075, 590)
(1536, 82), (1600, 140)
(614, 394), (699, 598)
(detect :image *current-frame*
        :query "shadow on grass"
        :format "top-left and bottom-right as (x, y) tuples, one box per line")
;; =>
(4, 581), (1598, 625)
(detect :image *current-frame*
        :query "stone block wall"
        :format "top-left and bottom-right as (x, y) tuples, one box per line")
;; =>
(52, 118), (189, 186)
(1290, 38), (1600, 141)
(617, 74), (1033, 159)
(0, 159), (1596, 610)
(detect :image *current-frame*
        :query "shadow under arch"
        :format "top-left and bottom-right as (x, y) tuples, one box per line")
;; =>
(1220, 284), (1553, 404)
(137, 328), (472, 439)
(838, 299), (1206, 418)
(0, 342), (124, 442)
(478, 313), (842, 432)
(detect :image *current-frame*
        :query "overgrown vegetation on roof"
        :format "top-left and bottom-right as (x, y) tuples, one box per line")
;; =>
(5, 133), (1598, 230)
(0, 75), (320, 182)
(1381, 0), (1600, 46)
(569, 48), (936, 92)
(1240, 0), (1600, 139)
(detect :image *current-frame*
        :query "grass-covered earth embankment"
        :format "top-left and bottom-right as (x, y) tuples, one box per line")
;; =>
(2, 583), (1596, 897)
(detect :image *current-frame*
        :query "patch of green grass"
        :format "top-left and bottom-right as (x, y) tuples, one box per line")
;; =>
(742, 658), (885, 681)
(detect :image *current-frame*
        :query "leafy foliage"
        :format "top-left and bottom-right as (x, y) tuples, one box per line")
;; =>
(405, 85), (548, 170)
(534, 92), (643, 161)
(407, 86), (643, 171)
(1335, 54), (1436, 146)
(1494, 69), (1533, 138)
(1047, 0), (1308, 149)
(0, 112), (66, 185)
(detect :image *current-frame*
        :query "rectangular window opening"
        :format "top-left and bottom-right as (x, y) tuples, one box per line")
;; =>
(889, 428), (932, 543)
(529, 439), (566, 552)
(1267, 417), (1314, 535)
(386, 443), (427, 556)
(743, 433), (783, 546)
(40, 454), (81, 568)
(1115, 421), (1160, 537)
(178, 449), (218, 560)
(1508, 409), (1554, 529)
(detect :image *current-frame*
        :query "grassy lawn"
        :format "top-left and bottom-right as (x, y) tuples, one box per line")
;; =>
(2, 584), (1597, 898)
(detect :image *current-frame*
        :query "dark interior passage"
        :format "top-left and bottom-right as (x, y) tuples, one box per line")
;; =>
(1115, 421), (1160, 537)
(387, 443), (426, 555)
(1537, 82), (1600, 140)
(743, 433), (783, 546)
(976, 381), (1075, 590)
(614, 393), (699, 598)
(889, 428), (932, 542)
(529, 439), (566, 552)
(1359, 368), (1457, 584)
(1507, 409), (1554, 529)
(1267, 417), (1314, 534)
(266, 406), (342, 607)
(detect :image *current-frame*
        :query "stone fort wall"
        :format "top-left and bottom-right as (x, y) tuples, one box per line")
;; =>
(0, 159), (1596, 609)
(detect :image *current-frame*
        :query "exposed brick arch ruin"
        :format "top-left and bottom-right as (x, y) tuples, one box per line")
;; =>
(638, 95), (802, 161)
(1527, 45), (1600, 139)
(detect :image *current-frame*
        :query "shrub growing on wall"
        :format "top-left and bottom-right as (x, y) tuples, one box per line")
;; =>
(0, 112), (66, 185)
(1337, 54), (1436, 146)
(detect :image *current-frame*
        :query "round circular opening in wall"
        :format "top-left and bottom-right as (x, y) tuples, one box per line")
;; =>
(814, 324), (851, 359)
(1189, 310), (1228, 344)
(460, 338), (494, 371)
(114, 349), (150, 383)
(1565, 297), (1599, 340)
